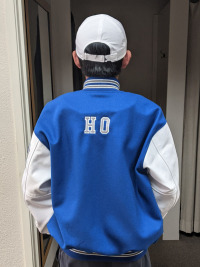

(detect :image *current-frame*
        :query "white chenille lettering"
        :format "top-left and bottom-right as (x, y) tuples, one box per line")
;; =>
(100, 117), (110, 134)
(84, 116), (96, 134)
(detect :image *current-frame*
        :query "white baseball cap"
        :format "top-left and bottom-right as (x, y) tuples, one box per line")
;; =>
(75, 14), (127, 63)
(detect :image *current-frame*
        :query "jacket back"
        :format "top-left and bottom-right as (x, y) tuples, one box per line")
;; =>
(22, 78), (180, 262)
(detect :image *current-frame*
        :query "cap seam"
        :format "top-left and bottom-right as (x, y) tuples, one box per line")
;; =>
(97, 15), (104, 40)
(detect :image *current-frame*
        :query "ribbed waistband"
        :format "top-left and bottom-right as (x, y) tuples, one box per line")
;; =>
(63, 247), (148, 262)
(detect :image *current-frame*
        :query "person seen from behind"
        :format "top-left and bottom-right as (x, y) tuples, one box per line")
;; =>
(22, 14), (180, 267)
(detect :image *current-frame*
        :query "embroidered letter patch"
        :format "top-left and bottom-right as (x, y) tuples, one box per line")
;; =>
(100, 117), (110, 134)
(84, 116), (96, 134)
(84, 116), (110, 134)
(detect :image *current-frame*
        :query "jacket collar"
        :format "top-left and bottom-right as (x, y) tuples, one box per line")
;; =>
(83, 77), (120, 90)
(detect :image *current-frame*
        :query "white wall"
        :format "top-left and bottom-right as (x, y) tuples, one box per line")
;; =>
(71, 0), (169, 99)
(0, 1), (24, 266)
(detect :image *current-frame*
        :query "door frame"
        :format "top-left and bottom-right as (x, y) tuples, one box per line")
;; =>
(163, 0), (189, 240)
(152, 0), (189, 240)
(23, 0), (55, 265)
(5, 0), (58, 266)
(5, 0), (39, 266)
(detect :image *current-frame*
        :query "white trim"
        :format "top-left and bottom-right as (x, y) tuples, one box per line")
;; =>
(69, 248), (144, 257)
(84, 79), (120, 86)
(83, 85), (119, 90)
(164, 0), (189, 240)
(83, 78), (120, 90)
(5, 0), (40, 266)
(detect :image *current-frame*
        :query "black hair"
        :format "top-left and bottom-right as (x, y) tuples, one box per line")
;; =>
(78, 42), (123, 78)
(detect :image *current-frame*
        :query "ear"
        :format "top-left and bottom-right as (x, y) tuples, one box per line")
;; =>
(72, 51), (81, 69)
(121, 50), (132, 69)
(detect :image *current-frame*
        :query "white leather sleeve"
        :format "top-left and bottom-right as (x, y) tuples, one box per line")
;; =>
(143, 122), (180, 219)
(21, 131), (53, 234)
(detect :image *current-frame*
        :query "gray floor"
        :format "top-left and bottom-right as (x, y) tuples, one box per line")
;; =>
(149, 231), (200, 267)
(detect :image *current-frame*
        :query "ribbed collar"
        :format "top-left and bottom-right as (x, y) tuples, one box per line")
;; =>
(83, 77), (120, 90)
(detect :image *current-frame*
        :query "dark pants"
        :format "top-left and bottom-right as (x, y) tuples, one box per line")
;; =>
(58, 248), (152, 267)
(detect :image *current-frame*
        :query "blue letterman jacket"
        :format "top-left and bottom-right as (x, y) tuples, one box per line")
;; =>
(22, 77), (180, 262)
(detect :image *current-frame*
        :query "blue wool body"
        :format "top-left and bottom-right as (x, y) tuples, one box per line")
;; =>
(33, 77), (166, 262)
